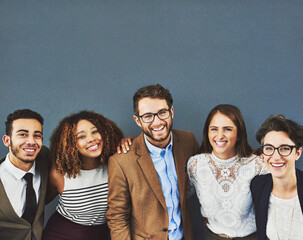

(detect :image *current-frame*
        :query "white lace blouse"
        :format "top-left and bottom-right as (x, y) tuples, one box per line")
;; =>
(267, 194), (303, 240)
(187, 152), (267, 237)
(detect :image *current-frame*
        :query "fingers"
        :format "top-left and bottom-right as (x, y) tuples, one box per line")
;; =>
(117, 137), (133, 154)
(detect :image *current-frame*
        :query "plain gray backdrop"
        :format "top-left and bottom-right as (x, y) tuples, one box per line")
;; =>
(1, 0), (303, 238)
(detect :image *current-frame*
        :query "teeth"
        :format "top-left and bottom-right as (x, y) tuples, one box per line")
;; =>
(24, 149), (35, 152)
(216, 141), (226, 146)
(271, 163), (285, 167)
(88, 144), (98, 150)
(153, 126), (165, 131)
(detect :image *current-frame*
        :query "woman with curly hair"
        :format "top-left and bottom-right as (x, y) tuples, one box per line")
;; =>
(42, 110), (123, 240)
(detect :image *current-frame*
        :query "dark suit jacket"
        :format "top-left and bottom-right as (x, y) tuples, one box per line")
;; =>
(0, 146), (50, 240)
(250, 168), (303, 240)
(106, 130), (199, 240)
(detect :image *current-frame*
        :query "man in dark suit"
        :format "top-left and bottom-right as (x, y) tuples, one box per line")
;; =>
(0, 109), (50, 240)
(106, 84), (199, 240)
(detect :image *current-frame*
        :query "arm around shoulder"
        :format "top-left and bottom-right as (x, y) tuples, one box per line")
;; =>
(45, 166), (64, 204)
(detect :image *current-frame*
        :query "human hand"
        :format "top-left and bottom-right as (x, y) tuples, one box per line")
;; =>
(117, 137), (133, 154)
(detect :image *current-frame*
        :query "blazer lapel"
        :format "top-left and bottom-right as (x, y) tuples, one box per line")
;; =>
(296, 169), (303, 214)
(34, 153), (48, 222)
(136, 133), (167, 210)
(172, 131), (186, 205)
(259, 176), (273, 238)
(0, 156), (29, 224)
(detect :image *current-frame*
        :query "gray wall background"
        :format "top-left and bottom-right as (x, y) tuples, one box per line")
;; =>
(1, 0), (303, 237)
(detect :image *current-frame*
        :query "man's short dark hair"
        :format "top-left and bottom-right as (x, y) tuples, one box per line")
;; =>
(5, 109), (44, 136)
(256, 115), (303, 147)
(133, 84), (173, 116)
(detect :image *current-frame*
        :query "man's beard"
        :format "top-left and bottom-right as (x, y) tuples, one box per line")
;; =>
(144, 122), (173, 143)
(10, 141), (36, 164)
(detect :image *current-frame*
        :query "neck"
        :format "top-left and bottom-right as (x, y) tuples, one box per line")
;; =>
(81, 157), (100, 170)
(9, 153), (34, 172)
(272, 171), (297, 199)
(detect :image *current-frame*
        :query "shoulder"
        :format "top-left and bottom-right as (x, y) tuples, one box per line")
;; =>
(296, 168), (303, 177)
(172, 129), (196, 140)
(172, 129), (199, 153)
(188, 153), (210, 166)
(109, 135), (142, 164)
(0, 156), (5, 164)
(250, 173), (271, 192)
(36, 145), (51, 170)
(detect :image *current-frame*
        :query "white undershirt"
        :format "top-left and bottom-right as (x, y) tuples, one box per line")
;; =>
(267, 194), (303, 240)
(187, 152), (267, 237)
(0, 154), (41, 217)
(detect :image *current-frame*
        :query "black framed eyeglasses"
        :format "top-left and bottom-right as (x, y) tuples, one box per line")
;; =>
(260, 144), (297, 157)
(138, 109), (171, 123)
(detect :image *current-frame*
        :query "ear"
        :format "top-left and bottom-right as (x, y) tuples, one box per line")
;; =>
(2, 135), (11, 147)
(133, 115), (142, 128)
(170, 106), (174, 119)
(259, 153), (264, 162)
(295, 147), (302, 161)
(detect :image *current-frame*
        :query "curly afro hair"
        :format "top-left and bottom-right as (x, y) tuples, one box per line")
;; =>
(50, 110), (123, 178)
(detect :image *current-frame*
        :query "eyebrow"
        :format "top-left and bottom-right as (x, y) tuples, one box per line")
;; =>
(209, 126), (234, 128)
(16, 129), (43, 135)
(76, 127), (98, 136)
(141, 108), (168, 115)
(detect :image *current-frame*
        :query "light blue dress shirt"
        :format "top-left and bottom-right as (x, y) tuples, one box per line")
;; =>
(144, 134), (183, 240)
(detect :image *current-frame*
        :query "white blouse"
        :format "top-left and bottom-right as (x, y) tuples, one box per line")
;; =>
(187, 152), (267, 237)
(267, 194), (303, 240)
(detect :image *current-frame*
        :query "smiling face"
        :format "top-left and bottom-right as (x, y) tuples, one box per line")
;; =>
(76, 120), (103, 161)
(2, 118), (43, 171)
(134, 97), (174, 148)
(208, 112), (238, 159)
(261, 131), (302, 180)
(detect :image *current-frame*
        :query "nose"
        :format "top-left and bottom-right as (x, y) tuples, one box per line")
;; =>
(151, 114), (162, 125)
(26, 135), (36, 145)
(217, 129), (224, 139)
(86, 133), (94, 143)
(271, 148), (281, 159)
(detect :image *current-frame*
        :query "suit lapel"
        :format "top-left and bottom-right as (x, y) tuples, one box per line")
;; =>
(0, 156), (28, 224)
(0, 152), (48, 225)
(136, 133), (167, 210)
(34, 153), (48, 222)
(296, 169), (303, 214)
(172, 131), (186, 206)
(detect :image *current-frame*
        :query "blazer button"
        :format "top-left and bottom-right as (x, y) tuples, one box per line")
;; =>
(163, 228), (168, 232)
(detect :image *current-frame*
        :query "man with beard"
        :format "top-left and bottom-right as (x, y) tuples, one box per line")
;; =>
(106, 84), (199, 240)
(0, 109), (50, 240)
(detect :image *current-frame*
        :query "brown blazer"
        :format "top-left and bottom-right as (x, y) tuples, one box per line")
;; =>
(0, 146), (50, 240)
(106, 129), (199, 240)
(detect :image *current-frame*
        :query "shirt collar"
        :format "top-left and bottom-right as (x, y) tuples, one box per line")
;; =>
(144, 133), (173, 157)
(4, 153), (37, 180)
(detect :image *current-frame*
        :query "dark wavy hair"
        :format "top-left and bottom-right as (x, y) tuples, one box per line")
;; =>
(5, 109), (44, 136)
(133, 84), (173, 116)
(200, 104), (253, 158)
(256, 115), (303, 147)
(50, 110), (123, 178)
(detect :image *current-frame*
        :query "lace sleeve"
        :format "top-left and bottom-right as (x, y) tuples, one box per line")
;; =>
(255, 156), (269, 175)
(187, 156), (198, 198)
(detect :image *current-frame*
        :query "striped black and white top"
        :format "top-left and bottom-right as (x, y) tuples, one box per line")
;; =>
(56, 165), (108, 226)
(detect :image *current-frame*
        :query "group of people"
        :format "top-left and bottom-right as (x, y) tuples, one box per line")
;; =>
(0, 84), (302, 240)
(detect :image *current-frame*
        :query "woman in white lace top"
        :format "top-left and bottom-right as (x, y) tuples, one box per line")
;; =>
(251, 115), (303, 240)
(187, 104), (267, 239)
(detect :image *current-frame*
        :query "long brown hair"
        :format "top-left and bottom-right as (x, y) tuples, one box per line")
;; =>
(200, 104), (253, 158)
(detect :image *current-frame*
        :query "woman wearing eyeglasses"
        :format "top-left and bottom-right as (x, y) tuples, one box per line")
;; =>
(250, 115), (303, 240)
